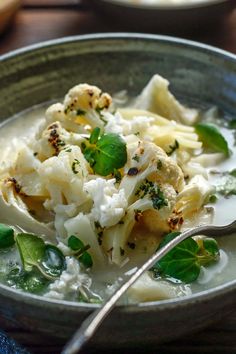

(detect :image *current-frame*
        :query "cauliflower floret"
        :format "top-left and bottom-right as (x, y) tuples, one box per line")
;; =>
(44, 103), (88, 134)
(175, 174), (215, 218)
(103, 111), (154, 138)
(45, 256), (92, 300)
(7, 145), (48, 197)
(84, 178), (128, 228)
(0, 178), (54, 242)
(33, 121), (85, 160)
(102, 181), (176, 266)
(141, 182), (177, 234)
(64, 213), (107, 268)
(120, 141), (185, 204)
(133, 74), (199, 125)
(38, 145), (89, 209)
(63, 84), (112, 130)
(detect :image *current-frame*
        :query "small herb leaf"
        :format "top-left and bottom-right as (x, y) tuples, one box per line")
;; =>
(40, 245), (66, 278)
(153, 232), (201, 283)
(153, 232), (220, 283)
(16, 233), (45, 272)
(79, 252), (93, 268)
(16, 233), (65, 278)
(195, 122), (229, 156)
(83, 129), (127, 176)
(89, 127), (100, 144)
(68, 235), (84, 250)
(0, 223), (15, 248)
(68, 235), (93, 268)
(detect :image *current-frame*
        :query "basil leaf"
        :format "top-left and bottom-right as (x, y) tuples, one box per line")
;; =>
(83, 129), (127, 176)
(90, 127), (100, 144)
(0, 223), (15, 248)
(16, 233), (45, 272)
(68, 235), (84, 251)
(68, 235), (93, 268)
(153, 232), (220, 283)
(40, 245), (66, 278)
(16, 233), (65, 279)
(7, 267), (49, 294)
(195, 123), (229, 156)
(79, 252), (93, 268)
(154, 232), (201, 283)
(202, 238), (219, 258)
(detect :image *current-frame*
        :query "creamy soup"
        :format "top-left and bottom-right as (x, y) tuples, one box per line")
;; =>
(0, 74), (235, 304)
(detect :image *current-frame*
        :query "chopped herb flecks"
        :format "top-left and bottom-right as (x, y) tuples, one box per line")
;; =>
(77, 109), (86, 116)
(132, 154), (140, 163)
(135, 179), (167, 210)
(157, 160), (162, 169)
(72, 159), (80, 174)
(167, 140), (179, 156)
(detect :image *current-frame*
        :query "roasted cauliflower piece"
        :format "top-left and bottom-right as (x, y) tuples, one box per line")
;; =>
(63, 84), (112, 130)
(133, 74), (199, 125)
(120, 140), (185, 204)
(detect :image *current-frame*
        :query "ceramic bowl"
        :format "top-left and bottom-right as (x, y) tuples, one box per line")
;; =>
(87, 0), (235, 31)
(0, 0), (20, 34)
(0, 33), (236, 350)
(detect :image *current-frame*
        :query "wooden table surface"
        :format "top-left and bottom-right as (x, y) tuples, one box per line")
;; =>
(0, 1), (236, 353)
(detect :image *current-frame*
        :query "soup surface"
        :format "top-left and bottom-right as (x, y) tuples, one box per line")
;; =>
(0, 74), (235, 304)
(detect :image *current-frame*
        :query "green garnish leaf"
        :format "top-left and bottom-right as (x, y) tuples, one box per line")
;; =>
(202, 238), (219, 259)
(154, 232), (201, 283)
(89, 127), (100, 144)
(153, 232), (220, 283)
(68, 235), (84, 251)
(82, 129), (127, 176)
(167, 140), (179, 156)
(7, 267), (49, 294)
(16, 233), (65, 279)
(68, 235), (93, 268)
(79, 252), (93, 268)
(195, 122), (229, 156)
(40, 245), (66, 278)
(0, 223), (15, 248)
(16, 233), (45, 272)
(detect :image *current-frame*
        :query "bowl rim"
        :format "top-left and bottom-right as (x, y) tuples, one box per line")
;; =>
(0, 32), (236, 313)
(92, 0), (229, 11)
(0, 32), (236, 63)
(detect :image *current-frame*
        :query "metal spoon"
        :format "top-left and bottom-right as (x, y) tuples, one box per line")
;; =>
(62, 220), (236, 354)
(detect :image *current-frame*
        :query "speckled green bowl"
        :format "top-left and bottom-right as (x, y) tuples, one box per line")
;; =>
(0, 34), (236, 350)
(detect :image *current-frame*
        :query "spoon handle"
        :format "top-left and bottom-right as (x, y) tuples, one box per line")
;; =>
(62, 220), (236, 354)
